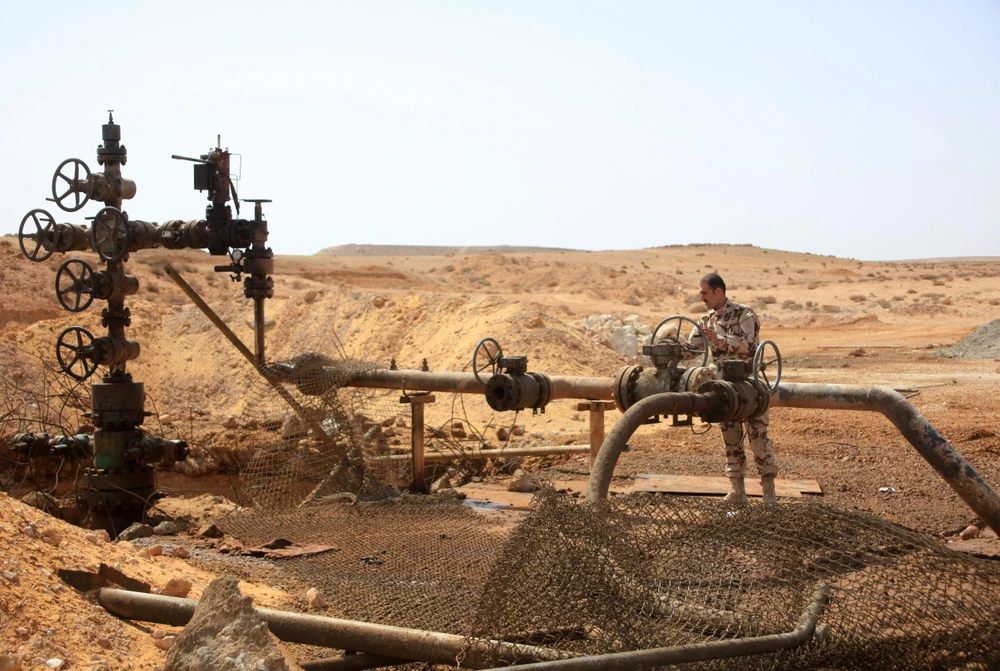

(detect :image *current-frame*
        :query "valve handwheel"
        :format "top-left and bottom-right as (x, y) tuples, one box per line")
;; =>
(55, 259), (96, 312)
(18, 209), (59, 262)
(51, 158), (92, 212)
(753, 340), (783, 392)
(472, 337), (504, 384)
(56, 326), (98, 381)
(91, 207), (130, 262)
(649, 315), (710, 367)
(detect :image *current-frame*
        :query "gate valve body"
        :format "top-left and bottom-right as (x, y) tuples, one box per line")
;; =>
(484, 355), (553, 413)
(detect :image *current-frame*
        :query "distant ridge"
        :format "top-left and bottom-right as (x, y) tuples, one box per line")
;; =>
(315, 244), (579, 257)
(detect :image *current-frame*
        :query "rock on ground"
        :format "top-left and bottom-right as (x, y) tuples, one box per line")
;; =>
(165, 575), (299, 671)
(507, 469), (541, 493)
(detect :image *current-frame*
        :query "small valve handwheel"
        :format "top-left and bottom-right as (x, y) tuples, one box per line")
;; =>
(472, 337), (504, 384)
(753, 340), (782, 392)
(51, 158), (92, 212)
(649, 315), (710, 367)
(91, 207), (130, 262)
(18, 209), (59, 262)
(55, 259), (96, 313)
(56, 326), (98, 382)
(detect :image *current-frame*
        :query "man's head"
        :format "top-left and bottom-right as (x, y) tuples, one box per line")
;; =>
(699, 273), (727, 310)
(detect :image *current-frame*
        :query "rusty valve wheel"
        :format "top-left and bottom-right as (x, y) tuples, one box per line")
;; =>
(55, 259), (96, 313)
(51, 158), (92, 212)
(90, 207), (130, 263)
(56, 326), (98, 382)
(753, 340), (783, 392)
(18, 209), (59, 262)
(649, 315), (710, 367)
(472, 337), (504, 384)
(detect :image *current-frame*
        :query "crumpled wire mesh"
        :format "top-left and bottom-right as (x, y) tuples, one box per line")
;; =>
(470, 491), (1000, 670)
(218, 488), (1000, 670)
(237, 354), (408, 509)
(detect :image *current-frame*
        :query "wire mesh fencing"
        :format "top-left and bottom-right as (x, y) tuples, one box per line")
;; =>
(217, 488), (1000, 670)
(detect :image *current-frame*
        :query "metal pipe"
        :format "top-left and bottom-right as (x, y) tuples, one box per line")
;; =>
(770, 382), (1000, 536)
(479, 584), (829, 671)
(345, 370), (614, 401)
(165, 264), (256, 365)
(586, 392), (715, 501)
(376, 445), (593, 462)
(97, 589), (579, 669)
(300, 654), (408, 671)
(254, 296), (266, 367)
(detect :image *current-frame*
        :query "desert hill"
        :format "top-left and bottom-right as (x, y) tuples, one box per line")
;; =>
(315, 243), (578, 256)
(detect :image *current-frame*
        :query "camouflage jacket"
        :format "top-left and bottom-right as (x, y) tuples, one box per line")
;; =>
(688, 299), (760, 363)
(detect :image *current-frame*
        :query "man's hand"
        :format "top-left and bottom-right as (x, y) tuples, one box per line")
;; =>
(703, 328), (720, 346)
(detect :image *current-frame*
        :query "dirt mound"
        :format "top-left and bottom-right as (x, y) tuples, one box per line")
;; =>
(944, 319), (1000, 359)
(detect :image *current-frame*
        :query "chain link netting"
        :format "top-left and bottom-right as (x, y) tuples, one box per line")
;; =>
(217, 488), (1000, 670)
(237, 354), (408, 509)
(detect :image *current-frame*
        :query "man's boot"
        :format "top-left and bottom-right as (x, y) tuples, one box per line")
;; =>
(761, 476), (777, 504)
(724, 477), (747, 504)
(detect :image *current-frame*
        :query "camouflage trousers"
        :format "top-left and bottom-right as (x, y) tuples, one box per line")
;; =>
(719, 410), (778, 478)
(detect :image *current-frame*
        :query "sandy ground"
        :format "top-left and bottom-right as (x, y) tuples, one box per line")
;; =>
(1, 237), (1000, 666)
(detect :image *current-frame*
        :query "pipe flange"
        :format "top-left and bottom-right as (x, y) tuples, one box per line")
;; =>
(528, 372), (552, 410)
(696, 380), (735, 424)
(613, 366), (642, 413)
(485, 374), (521, 413)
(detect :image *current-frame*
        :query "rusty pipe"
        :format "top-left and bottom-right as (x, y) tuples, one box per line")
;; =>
(374, 444), (592, 462)
(769, 382), (1000, 536)
(300, 654), (407, 671)
(587, 392), (715, 501)
(97, 588), (579, 669)
(345, 369), (614, 401)
(479, 584), (829, 671)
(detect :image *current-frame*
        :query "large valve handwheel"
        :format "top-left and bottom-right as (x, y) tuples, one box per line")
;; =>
(55, 259), (96, 312)
(753, 340), (783, 392)
(51, 158), (92, 212)
(56, 326), (98, 382)
(472, 337), (504, 384)
(18, 209), (59, 262)
(91, 207), (130, 262)
(649, 315), (710, 367)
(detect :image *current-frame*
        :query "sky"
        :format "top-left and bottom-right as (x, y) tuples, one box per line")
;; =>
(1, 1), (998, 260)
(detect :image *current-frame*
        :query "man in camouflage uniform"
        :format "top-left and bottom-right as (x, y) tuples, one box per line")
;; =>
(688, 273), (778, 504)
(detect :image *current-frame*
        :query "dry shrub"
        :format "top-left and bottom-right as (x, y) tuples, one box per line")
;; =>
(989, 299), (1000, 306)
(807, 282), (820, 290)
(289, 279), (306, 290)
(443, 265), (455, 272)
(919, 273), (940, 280)
(907, 289), (917, 294)
(146, 282), (160, 294)
(941, 298), (953, 305)
(933, 280), (946, 286)
(876, 298), (891, 308)
(849, 294), (866, 303)
(892, 295), (904, 301)
(781, 300), (803, 311)
(822, 304), (842, 313)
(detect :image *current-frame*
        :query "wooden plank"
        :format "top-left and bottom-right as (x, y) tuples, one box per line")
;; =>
(632, 473), (823, 499)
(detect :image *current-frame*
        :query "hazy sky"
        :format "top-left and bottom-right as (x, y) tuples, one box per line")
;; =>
(1, 1), (997, 259)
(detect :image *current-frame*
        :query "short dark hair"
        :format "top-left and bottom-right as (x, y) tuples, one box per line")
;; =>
(700, 273), (726, 293)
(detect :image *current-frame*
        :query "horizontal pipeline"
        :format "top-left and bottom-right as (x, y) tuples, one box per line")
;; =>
(345, 369), (614, 401)
(375, 445), (592, 462)
(97, 588), (578, 669)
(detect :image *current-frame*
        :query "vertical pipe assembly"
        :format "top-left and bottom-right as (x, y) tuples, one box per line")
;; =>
(403, 394), (434, 493)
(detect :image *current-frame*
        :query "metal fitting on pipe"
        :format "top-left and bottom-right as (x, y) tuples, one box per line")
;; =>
(770, 383), (1000, 537)
(96, 588), (579, 669)
(485, 372), (552, 412)
(479, 584), (830, 671)
(345, 369), (614, 402)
